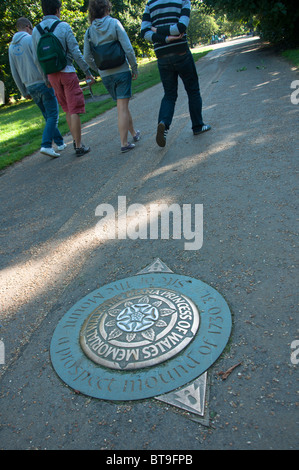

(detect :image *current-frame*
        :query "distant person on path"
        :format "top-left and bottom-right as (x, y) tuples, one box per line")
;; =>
(9, 17), (65, 158)
(32, 0), (95, 156)
(141, 0), (211, 147)
(84, 0), (140, 153)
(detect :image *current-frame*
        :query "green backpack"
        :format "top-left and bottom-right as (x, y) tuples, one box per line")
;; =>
(36, 20), (67, 74)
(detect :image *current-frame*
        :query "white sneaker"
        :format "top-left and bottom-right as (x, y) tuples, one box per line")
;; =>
(57, 143), (67, 151)
(40, 147), (60, 158)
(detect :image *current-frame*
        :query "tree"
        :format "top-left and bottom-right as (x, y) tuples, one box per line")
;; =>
(204, 0), (299, 46)
(111, 0), (154, 57)
(188, 9), (218, 46)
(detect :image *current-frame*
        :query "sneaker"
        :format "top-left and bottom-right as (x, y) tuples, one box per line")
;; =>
(40, 147), (60, 158)
(75, 145), (90, 156)
(121, 143), (135, 153)
(193, 124), (211, 135)
(133, 130), (141, 142)
(156, 122), (168, 147)
(57, 143), (67, 151)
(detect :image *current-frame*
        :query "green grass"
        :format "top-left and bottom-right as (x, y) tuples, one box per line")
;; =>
(0, 49), (211, 171)
(281, 48), (299, 68)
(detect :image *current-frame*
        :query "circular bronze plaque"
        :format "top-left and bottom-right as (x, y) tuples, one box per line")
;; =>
(80, 288), (200, 370)
(50, 272), (232, 401)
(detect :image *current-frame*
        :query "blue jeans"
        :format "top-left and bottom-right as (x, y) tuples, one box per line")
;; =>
(157, 51), (204, 132)
(26, 82), (63, 148)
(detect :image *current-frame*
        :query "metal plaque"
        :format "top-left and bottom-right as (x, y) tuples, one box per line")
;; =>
(156, 372), (207, 417)
(80, 288), (200, 370)
(50, 261), (232, 401)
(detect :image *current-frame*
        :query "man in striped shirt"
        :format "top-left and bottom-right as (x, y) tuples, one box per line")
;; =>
(141, 0), (211, 147)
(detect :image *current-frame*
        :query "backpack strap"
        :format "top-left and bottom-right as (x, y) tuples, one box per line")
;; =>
(36, 24), (45, 35)
(114, 18), (119, 41)
(87, 27), (94, 47)
(36, 20), (61, 35)
(49, 20), (61, 33)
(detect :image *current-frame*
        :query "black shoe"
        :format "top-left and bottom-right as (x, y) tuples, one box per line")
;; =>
(156, 122), (168, 147)
(75, 145), (90, 156)
(193, 124), (211, 135)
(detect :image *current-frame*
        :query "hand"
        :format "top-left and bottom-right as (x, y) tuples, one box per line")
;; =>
(132, 72), (138, 80)
(151, 27), (157, 33)
(86, 75), (95, 85)
(167, 33), (184, 42)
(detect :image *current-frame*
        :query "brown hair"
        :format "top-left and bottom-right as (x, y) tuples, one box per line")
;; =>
(16, 17), (32, 30)
(88, 0), (112, 23)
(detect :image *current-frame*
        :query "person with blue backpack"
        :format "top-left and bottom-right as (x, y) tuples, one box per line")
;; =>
(83, 0), (140, 153)
(9, 17), (65, 158)
(32, 0), (95, 156)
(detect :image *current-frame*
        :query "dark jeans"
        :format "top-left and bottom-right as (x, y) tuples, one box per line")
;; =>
(26, 82), (63, 148)
(157, 50), (204, 132)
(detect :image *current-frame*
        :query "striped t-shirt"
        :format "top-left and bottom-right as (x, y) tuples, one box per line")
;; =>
(141, 0), (191, 57)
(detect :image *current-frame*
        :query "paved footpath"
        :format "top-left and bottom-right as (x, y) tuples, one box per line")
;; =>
(0, 37), (298, 450)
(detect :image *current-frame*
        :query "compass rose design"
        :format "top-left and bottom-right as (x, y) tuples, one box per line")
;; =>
(105, 294), (176, 342)
(80, 288), (200, 370)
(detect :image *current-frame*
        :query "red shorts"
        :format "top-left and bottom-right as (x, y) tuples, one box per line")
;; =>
(48, 72), (85, 114)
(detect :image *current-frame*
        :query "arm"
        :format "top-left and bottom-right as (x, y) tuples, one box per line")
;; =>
(8, 52), (28, 98)
(156, 0), (191, 37)
(83, 29), (99, 74)
(65, 23), (93, 80)
(151, 27), (183, 43)
(116, 20), (138, 76)
(140, 4), (168, 44)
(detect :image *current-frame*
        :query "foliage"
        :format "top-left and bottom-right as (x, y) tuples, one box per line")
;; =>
(281, 48), (299, 68)
(215, 15), (248, 38)
(204, 0), (299, 46)
(188, 8), (218, 46)
(188, 2), (248, 47)
(110, 1), (154, 57)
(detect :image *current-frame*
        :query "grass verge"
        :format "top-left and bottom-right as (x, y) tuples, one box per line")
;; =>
(0, 49), (211, 171)
(281, 48), (299, 68)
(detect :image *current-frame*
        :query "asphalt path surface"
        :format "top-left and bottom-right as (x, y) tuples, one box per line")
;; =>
(0, 37), (298, 450)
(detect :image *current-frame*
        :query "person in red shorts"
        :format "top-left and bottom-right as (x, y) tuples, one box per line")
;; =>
(32, 0), (94, 156)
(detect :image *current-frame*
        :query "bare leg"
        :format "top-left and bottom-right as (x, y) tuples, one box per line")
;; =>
(117, 98), (136, 147)
(127, 108), (135, 138)
(66, 112), (82, 148)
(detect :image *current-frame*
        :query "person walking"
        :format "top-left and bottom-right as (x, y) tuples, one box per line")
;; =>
(141, 0), (211, 147)
(32, 0), (95, 156)
(83, 0), (140, 153)
(9, 17), (65, 158)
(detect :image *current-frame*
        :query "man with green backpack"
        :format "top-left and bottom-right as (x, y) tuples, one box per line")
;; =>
(32, 0), (95, 156)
